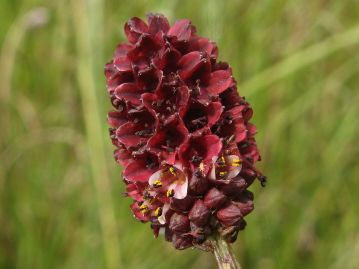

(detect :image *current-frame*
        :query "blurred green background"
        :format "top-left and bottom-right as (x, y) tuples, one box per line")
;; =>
(1, 0), (359, 268)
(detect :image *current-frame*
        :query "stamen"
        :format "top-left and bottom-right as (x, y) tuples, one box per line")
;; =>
(135, 129), (153, 137)
(169, 166), (176, 175)
(224, 114), (233, 124)
(146, 156), (156, 169)
(218, 156), (226, 166)
(153, 180), (163, 188)
(154, 207), (162, 217)
(225, 135), (235, 144)
(143, 191), (153, 200)
(232, 158), (241, 166)
(191, 155), (203, 164)
(166, 189), (175, 197)
(139, 204), (148, 214)
(195, 169), (202, 177)
(258, 175), (267, 187)
(117, 104), (124, 112)
(219, 171), (227, 177)
(199, 162), (205, 172)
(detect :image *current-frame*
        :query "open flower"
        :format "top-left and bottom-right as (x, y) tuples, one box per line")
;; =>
(105, 13), (266, 250)
(148, 164), (188, 200)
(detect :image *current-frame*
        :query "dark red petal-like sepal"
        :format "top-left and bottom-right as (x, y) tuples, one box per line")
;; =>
(124, 17), (149, 44)
(216, 203), (243, 227)
(167, 19), (193, 41)
(147, 13), (170, 35)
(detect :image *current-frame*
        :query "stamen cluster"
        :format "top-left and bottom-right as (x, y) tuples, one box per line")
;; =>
(105, 14), (266, 249)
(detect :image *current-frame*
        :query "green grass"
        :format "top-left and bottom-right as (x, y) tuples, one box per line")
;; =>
(1, 0), (359, 268)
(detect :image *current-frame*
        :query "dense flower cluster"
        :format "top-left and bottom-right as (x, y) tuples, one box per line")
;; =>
(105, 14), (266, 250)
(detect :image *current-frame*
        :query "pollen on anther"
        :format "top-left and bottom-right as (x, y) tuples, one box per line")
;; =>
(139, 204), (148, 214)
(218, 156), (226, 166)
(166, 189), (175, 197)
(153, 179), (163, 188)
(219, 171), (227, 177)
(169, 167), (176, 175)
(232, 158), (241, 167)
(154, 207), (162, 217)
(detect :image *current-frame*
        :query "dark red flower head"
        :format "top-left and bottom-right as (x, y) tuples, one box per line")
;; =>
(105, 13), (266, 250)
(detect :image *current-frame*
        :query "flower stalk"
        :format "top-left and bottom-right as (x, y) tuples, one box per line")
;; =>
(212, 235), (242, 269)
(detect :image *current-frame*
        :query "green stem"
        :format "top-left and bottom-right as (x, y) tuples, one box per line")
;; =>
(212, 236), (242, 269)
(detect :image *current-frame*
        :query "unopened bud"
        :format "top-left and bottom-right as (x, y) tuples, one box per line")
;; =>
(240, 168), (257, 185)
(204, 188), (227, 209)
(171, 234), (192, 250)
(219, 226), (239, 243)
(234, 191), (254, 216)
(189, 200), (210, 226)
(169, 213), (190, 233)
(216, 203), (243, 227)
(220, 178), (247, 196)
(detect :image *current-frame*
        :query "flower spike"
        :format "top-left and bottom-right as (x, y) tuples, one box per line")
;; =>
(105, 13), (265, 250)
